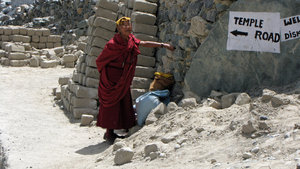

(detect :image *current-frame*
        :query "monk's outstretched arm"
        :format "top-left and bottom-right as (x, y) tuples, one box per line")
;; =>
(139, 41), (175, 52)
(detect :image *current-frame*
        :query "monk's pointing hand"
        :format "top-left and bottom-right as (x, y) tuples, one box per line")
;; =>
(166, 44), (175, 52)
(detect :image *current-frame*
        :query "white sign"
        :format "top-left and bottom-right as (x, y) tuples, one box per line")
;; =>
(281, 15), (300, 42)
(227, 12), (281, 53)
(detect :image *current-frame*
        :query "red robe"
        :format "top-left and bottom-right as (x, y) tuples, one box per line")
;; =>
(95, 33), (141, 129)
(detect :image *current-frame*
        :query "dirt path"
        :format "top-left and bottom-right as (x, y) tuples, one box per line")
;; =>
(0, 66), (106, 169)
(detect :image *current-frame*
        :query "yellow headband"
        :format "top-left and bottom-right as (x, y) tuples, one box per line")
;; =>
(116, 17), (131, 27)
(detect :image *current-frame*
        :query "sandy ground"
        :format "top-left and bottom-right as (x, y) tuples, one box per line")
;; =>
(1, 66), (300, 169)
(0, 66), (106, 169)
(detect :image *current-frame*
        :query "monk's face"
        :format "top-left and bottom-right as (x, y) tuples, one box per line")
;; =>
(117, 21), (132, 37)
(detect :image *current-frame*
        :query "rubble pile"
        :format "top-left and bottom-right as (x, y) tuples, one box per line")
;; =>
(0, 0), (95, 35)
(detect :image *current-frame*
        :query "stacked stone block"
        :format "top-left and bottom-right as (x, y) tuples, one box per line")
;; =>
(129, 0), (159, 100)
(0, 26), (65, 67)
(60, 0), (160, 118)
(0, 26), (62, 50)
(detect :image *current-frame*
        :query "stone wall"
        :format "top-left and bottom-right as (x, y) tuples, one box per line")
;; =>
(155, 0), (235, 102)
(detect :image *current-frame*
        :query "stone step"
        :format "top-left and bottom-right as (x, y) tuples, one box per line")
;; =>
(95, 7), (118, 21)
(86, 77), (99, 89)
(131, 88), (148, 101)
(132, 77), (152, 89)
(71, 96), (98, 109)
(93, 17), (116, 32)
(131, 11), (156, 25)
(8, 53), (26, 60)
(85, 66), (100, 79)
(134, 66), (155, 78)
(92, 36), (109, 49)
(68, 79), (99, 99)
(5, 43), (25, 52)
(87, 46), (103, 57)
(124, 0), (135, 9)
(73, 108), (99, 119)
(132, 23), (157, 36)
(96, 0), (119, 13)
(40, 60), (59, 68)
(139, 46), (155, 56)
(92, 27), (115, 41)
(10, 60), (28, 67)
(137, 55), (155, 67)
(134, 33), (158, 42)
(85, 55), (98, 68)
(72, 72), (85, 85)
(133, 0), (158, 14)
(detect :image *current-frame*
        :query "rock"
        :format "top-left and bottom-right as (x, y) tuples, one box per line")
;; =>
(262, 89), (276, 101)
(29, 57), (39, 67)
(149, 152), (159, 160)
(167, 102), (178, 112)
(258, 121), (268, 130)
(161, 131), (180, 143)
(271, 94), (290, 107)
(185, 0), (204, 20)
(40, 60), (59, 68)
(144, 143), (158, 156)
(80, 114), (94, 126)
(242, 121), (257, 134)
(189, 16), (209, 36)
(221, 94), (236, 109)
(235, 93), (251, 105)
(207, 98), (221, 109)
(195, 127), (205, 133)
(177, 138), (188, 145)
(183, 91), (201, 103)
(260, 116), (268, 120)
(174, 144), (181, 149)
(152, 102), (167, 117)
(128, 125), (142, 136)
(58, 77), (70, 85)
(229, 120), (239, 130)
(113, 142), (127, 151)
(114, 147), (134, 165)
(178, 98), (197, 108)
(145, 111), (157, 125)
(250, 147), (260, 154)
(243, 153), (252, 159)
(210, 90), (223, 97)
(284, 132), (290, 139)
(216, 3), (229, 12)
(203, 9), (217, 22)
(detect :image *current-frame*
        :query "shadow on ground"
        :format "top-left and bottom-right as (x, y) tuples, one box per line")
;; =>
(75, 141), (110, 155)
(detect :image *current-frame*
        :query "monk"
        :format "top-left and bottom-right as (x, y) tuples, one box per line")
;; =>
(96, 17), (175, 144)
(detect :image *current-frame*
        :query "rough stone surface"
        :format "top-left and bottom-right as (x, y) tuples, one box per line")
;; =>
(144, 143), (158, 156)
(114, 147), (134, 165)
(80, 114), (94, 126)
(185, 0), (300, 97)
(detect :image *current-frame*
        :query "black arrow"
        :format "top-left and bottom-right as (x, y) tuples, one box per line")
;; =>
(230, 29), (248, 36)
